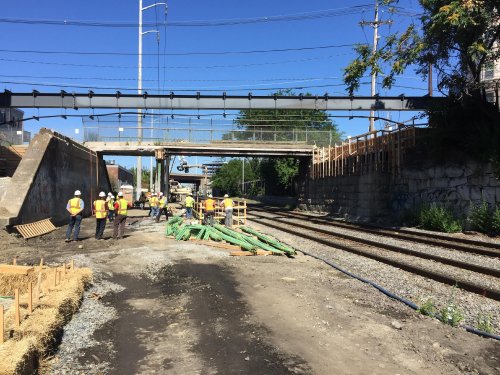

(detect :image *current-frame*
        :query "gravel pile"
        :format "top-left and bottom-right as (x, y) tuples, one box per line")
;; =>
(248, 217), (500, 334)
(47, 255), (125, 374)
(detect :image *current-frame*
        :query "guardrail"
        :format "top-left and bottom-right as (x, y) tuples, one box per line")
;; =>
(83, 125), (336, 146)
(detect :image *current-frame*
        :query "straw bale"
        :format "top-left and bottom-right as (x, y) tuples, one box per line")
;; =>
(0, 271), (40, 296)
(0, 268), (92, 375)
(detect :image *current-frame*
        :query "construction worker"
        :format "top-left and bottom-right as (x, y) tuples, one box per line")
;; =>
(185, 193), (195, 219)
(113, 191), (130, 239)
(93, 191), (108, 240)
(220, 194), (234, 227)
(65, 190), (84, 242)
(204, 194), (216, 226)
(150, 193), (159, 218)
(106, 192), (115, 222)
(155, 192), (169, 223)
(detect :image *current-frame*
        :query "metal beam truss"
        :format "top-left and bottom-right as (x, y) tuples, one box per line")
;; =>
(0, 91), (443, 111)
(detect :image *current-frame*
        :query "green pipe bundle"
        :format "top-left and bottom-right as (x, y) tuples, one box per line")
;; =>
(240, 226), (296, 255)
(165, 220), (295, 255)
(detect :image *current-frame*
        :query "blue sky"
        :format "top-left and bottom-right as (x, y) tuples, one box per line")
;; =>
(1, 0), (428, 170)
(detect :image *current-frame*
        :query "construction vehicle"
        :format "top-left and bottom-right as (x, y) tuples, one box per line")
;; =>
(169, 179), (193, 202)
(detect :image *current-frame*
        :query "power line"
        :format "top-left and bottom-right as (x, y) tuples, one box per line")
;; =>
(0, 73), (424, 83)
(0, 43), (354, 56)
(0, 79), (427, 92)
(0, 53), (353, 70)
(0, 5), (379, 28)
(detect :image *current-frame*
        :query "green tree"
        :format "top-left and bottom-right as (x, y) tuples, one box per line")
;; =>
(223, 90), (342, 196)
(224, 90), (342, 147)
(211, 159), (259, 196)
(344, 1), (500, 166)
(344, 0), (500, 98)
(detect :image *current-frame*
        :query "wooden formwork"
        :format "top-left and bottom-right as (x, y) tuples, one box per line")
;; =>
(311, 126), (420, 179)
(194, 197), (247, 227)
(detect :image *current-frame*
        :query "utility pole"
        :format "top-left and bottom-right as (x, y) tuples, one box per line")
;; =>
(137, 0), (166, 199)
(360, 1), (391, 133)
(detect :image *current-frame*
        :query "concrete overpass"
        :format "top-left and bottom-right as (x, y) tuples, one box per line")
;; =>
(84, 141), (314, 157)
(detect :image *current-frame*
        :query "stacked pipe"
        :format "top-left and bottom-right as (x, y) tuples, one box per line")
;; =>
(165, 218), (296, 255)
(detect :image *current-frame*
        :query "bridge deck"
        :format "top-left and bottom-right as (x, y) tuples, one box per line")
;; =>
(85, 141), (315, 157)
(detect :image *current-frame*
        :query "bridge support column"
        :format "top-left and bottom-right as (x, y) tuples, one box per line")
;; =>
(165, 155), (170, 199)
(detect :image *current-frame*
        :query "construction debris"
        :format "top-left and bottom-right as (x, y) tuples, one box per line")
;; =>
(165, 217), (296, 256)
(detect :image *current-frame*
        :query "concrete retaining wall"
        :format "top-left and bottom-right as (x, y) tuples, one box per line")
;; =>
(0, 128), (110, 227)
(299, 161), (500, 223)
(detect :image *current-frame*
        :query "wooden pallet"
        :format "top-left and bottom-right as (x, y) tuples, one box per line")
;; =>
(0, 264), (34, 275)
(14, 218), (56, 239)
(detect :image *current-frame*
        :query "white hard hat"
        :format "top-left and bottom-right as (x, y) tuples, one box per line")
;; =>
(208, 194), (213, 198)
(99, 191), (106, 197)
(224, 194), (229, 198)
(108, 192), (112, 196)
(159, 192), (163, 196)
(153, 193), (157, 196)
(74, 190), (81, 196)
(118, 192), (123, 197)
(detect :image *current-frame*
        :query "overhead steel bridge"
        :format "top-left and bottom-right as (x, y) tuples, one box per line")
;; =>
(0, 91), (442, 111)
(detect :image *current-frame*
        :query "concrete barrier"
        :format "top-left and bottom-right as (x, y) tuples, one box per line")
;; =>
(0, 128), (110, 228)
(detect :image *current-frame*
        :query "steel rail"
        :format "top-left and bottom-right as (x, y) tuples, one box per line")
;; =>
(247, 215), (500, 301)
(252, 207), (500, 257)
(249, 212), (500, 278)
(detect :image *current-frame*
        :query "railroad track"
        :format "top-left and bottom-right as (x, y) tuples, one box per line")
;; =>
(247, 210), (500, 302)
(251, 206), (500, 258)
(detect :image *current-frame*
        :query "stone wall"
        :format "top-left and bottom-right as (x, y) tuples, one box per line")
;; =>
(0, 128), (110, 227)
(299, 160), (500, 223)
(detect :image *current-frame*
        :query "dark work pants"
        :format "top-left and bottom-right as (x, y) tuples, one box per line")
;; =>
(113, 214), (127, 239)
(204, 210), (214, 226)
(155, 207), (169, 222)
(95, 218), (106, 239)
(108, 209), (114, 222)
(66, 215), (82, 240)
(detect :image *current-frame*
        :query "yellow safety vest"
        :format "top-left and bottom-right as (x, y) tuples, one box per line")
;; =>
(205, 199), (215, 211)
(150, 197), (158, 207)
(68, 197), (81, 215)
(159, 197), (166, 207)
(117, 198), (128, 216)
(107, 199), (115, 210)
(223, 198), (233, 209)
(94, 200), (107, 219)
(185, 196), (195, 208)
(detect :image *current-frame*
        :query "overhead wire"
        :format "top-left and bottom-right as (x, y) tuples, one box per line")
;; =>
(0, 53), (354, 70)
(0, 5), (379, 28)
(0, 43), (355, 56)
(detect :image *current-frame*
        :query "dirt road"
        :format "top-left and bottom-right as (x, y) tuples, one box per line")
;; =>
(1, 212), (498, 374)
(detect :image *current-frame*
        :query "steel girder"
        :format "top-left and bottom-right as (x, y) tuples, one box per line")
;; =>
(0, 91), (442, 111)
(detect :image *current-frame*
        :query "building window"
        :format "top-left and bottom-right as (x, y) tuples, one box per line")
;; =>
(484, 62), (495, 80)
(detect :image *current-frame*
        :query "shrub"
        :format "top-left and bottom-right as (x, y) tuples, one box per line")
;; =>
(476, 313), (494, 334)
(469, 201), (491, 233)
(417, 299), (437, 317)
(419, 204), (462, 233)
(440, 303), (464, 327)
(492, 206), (500, 235)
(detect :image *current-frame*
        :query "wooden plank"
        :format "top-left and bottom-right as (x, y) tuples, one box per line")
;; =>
(229, 250), (273, 256)
(0, 264), (34, 275)
(14, 289), (20, 328)
(0, 305), (4, 343)
(14, 218), (57, 239)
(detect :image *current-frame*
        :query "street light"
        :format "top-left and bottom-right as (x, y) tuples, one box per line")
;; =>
(137, 0), (167, 200)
